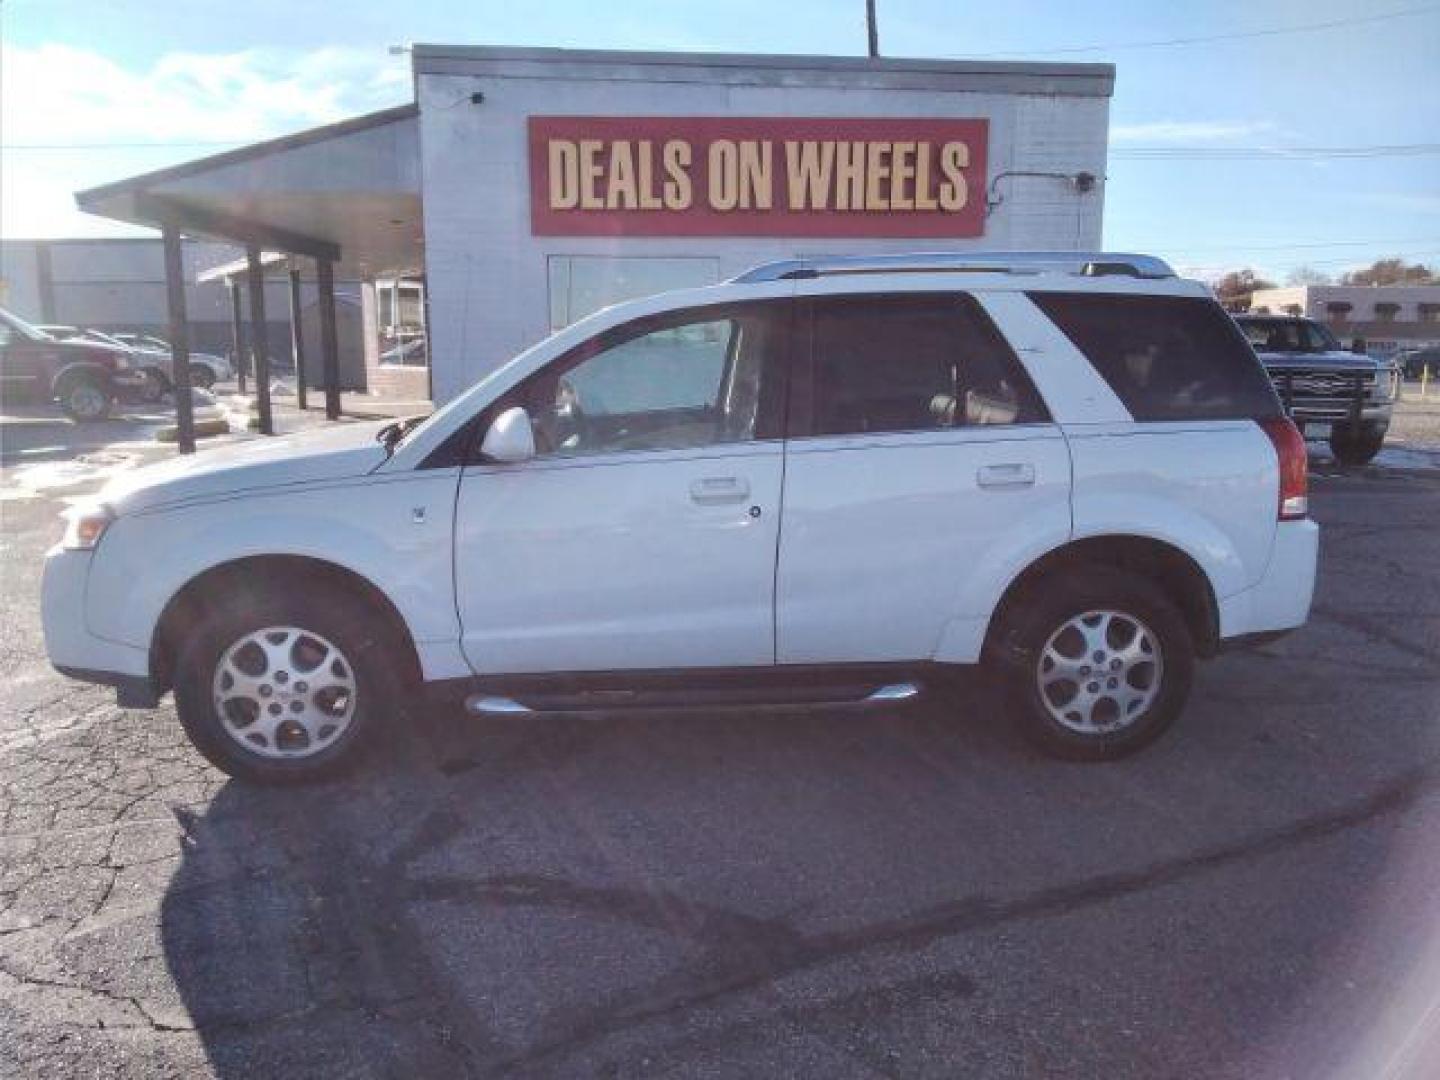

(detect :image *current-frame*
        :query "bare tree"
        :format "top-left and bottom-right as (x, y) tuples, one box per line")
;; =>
(1285, 266), (1332, 286)
(1340, 258), (1438, 286)
(1212, 268), (1276, 311)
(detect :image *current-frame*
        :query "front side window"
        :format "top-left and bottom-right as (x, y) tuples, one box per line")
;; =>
(1032, 292), (1282, 422)
(806, 293), (1048, 437)
(508, 301), (787, 458)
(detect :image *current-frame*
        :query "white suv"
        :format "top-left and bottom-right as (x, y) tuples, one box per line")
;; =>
(42, 252), (1318, 783)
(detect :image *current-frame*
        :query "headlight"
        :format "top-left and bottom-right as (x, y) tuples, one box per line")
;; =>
(61, 503), (114, 550)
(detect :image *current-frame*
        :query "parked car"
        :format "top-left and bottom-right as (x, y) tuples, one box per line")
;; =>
(36, 325), (173, 402)
(43, 251), (1318, 782)
(2, 307), (140, 420)
(110, 333), (233, 390)
(1395, 345), (1440, 381)
(1234, 314), (1397, 465)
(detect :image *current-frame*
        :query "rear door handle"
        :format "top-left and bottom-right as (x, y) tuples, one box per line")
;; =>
(690, 476), (750, 504)
(977, 463), (1036, 489)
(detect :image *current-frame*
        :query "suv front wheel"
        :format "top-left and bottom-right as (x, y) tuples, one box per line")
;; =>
(992, 566), (1195, 760)
(172, 582), (401, 783)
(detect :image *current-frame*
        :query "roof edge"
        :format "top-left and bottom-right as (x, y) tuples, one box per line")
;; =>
(76, 102), (418, 210)
(411, 43), (1114, 83)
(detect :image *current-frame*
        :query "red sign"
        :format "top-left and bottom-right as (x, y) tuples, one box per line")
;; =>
(528, 116), (989, 238)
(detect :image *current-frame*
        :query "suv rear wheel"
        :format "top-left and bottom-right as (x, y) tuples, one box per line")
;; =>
(991, 566), (1195, 760)
(172, 582), (401, 783)
(136, 367), (170, 402)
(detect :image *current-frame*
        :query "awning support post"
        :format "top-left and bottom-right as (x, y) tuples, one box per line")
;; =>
(288, 264), (308, 411)
(246, 245), (274, 435)
(161, 222), (196, 454)
(318, 259), (341, 420)
(227, 277), (247, 394)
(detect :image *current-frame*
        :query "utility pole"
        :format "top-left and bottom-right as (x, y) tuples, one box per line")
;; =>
(866, 0), (880, 57)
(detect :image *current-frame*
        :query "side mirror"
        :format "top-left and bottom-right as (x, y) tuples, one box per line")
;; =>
(481, 406), (536, 463)
(1351, 337), (1368, 355)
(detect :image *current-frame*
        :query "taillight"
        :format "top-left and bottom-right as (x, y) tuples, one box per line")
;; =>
(1259, 416), (1308, 520)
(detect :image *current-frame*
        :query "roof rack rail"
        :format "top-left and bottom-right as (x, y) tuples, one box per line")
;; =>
(731, 251), (1176, 283)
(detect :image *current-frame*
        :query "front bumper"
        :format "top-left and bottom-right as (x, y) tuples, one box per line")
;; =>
(1290, 403), (1392, 428)
(42, 544), (156, 705)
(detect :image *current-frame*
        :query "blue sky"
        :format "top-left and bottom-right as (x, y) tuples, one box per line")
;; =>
(3, 0), (1438, 280)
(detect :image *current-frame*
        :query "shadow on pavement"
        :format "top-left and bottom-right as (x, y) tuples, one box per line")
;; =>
(159, 653), (1440, 1078)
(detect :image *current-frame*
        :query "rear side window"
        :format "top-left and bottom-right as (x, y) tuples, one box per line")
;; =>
(1029, 292), (1281, 421)
(807, 293), (1048, 437)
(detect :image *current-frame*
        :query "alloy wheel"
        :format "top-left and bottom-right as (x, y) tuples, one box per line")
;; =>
(211, 626), (358, 759)
(1035, 609), (1163, 734)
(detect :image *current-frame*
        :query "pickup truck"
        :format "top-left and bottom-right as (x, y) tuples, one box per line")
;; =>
(1234, 314), (1397, 465)
(1, 306), (140, 421)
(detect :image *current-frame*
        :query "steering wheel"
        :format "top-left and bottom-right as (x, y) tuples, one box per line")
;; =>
(550, 377), (591, 453)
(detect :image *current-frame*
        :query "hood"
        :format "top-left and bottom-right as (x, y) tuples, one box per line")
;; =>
(1256, 349), (1380, 372)
(55, 338), (124, 359)
(99, 420), (392, 515)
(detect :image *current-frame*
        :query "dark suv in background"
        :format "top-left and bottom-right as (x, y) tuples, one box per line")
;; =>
(1235, 314), (1397, 466)
(0, 306), (138, 421)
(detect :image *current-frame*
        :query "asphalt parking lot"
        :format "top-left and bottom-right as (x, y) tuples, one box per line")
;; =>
(3, 406), (1440, 1078)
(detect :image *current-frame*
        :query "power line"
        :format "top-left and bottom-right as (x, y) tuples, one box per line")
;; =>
(2, 140), (248, 150)
(964, 3), (1440, 58)
(1112, 143), (1440, 160)
(1171, 237), (1440, 254)
(1178, 249), (1440, 269)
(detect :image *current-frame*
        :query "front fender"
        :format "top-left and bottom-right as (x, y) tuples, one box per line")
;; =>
(50, 362), (115, 396)
(84, 473), (461, 663)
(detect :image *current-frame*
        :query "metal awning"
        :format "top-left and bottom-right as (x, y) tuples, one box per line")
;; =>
(74, 103), (421, 451)
(75, 103), (422, 281)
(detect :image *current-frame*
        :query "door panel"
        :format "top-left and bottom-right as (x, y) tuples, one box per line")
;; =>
(455, 444), (782, 674)
(776, 290), (1072, 665)
(453, 296), (794, 676)
(776, 427), (1071, 663)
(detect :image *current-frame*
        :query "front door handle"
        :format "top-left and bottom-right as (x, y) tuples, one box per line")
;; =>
(690, 476), (750, 504)
(977, 463), (1036, 489)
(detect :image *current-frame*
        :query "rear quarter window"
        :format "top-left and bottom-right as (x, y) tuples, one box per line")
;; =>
(1028, 292), (1282, 421)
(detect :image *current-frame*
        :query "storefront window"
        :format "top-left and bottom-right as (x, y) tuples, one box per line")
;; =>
(547, 256), (720, 330)
(377, 277), (427, 367)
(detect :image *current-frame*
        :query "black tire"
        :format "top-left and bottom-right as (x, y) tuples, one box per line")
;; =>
(137, 368), (170, 403)
(189, 365), (216, 391)
(1328, 424), (1385, 466)
(172, 582), (404, 784)
(988, 565), (1195, 761)
(57, 376), (112, 422)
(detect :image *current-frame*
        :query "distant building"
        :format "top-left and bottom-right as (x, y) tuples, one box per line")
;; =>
(1248, 283), (1440, 355)
(0, 237), (292, 360)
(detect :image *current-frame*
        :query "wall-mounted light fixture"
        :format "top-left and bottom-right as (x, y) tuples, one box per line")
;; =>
(986, 170), (1101, 217)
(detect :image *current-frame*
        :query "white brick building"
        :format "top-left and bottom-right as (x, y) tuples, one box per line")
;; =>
(77, 46), (1115, 405)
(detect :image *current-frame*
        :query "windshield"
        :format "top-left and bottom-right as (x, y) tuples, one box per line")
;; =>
(1239, 317), (1341, 353)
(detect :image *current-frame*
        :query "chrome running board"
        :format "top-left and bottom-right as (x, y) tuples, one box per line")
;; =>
(864, 682), (921, 702)
(465, 695), (532, 716)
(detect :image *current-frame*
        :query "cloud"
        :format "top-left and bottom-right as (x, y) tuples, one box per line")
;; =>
(1, 44), (409, 237)
(1109, 120), (1279, 144)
